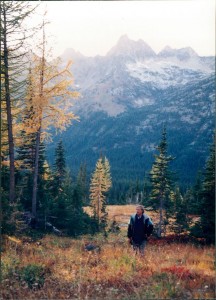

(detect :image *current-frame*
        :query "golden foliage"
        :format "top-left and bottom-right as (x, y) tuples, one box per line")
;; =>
(90, 158), (106, 219)
(89, 157), (111, 221)
(22, 53), (79, 139)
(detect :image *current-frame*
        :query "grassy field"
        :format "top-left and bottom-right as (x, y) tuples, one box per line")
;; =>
(1, 205), (215, 299)
(84, 205), (159, 227)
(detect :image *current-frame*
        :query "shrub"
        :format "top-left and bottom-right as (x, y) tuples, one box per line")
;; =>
(24, 228), (45, 241)
(161, 265), (195, 279)
(18, 264), (46, 289)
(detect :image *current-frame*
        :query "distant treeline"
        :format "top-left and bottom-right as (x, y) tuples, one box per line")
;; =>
(0, 1), (214, 244)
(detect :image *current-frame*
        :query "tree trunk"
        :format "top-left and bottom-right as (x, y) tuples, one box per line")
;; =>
(98, 194), (100, 227)
(0, 41), (2, 283)
(3, 4), (15, 202)
(31, 127), (41, 217)
(31, 20), (45, 218)
(158, 193), (163, 238)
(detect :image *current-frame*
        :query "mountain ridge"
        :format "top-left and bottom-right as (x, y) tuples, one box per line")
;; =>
(59, 35), (214, 60)
(47, 36), (215, 191)
(59, 35), (214, 117)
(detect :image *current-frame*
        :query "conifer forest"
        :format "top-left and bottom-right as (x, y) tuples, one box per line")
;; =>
(0, 1), (215, 299)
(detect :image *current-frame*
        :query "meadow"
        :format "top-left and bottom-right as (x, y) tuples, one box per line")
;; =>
(1, 205), (215, 299)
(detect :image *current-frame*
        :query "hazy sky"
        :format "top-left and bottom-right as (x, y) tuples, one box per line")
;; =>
(30, 0), (215, 58)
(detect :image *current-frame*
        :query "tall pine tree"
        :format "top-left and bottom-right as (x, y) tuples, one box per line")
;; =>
(51, 140), (67, 227)
(149, 126), (174, 237)
(170, 187), (189, 235)
(75, 162), (88, 205)
(192, 138), (215, 244)
(1, 1), (38, 202)
(50, 148), (92, 236)
(53, 140), (66, 191)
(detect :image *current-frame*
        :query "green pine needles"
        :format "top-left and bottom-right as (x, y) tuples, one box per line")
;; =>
(149, 126), (174, 237)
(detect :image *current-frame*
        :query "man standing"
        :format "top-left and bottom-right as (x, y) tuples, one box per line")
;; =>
(127, 205), (153, 256)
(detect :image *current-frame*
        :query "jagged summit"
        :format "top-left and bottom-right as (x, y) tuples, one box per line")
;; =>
(158, 45), (198, 59)
(106, 35), (156, 59)
(60, 37), (203, 63)
(177, 47), (199, 59)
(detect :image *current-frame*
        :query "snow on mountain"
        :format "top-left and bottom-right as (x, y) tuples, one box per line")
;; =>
(126, 55), (214, 89)
(47, 36), (215, 187)
(60, 35), (215, 115)
(122, 45), (214, 89)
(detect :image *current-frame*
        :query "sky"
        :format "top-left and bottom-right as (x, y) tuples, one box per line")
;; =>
(29, 0), (215, 58)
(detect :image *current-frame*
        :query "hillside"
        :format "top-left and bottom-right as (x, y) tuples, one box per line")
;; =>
(46, 36), (215, 189)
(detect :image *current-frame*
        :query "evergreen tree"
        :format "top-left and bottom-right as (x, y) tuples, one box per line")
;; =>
(16, 113), (36, 209)
(50, 169), (94, 236)
(1, 1), (38, 202)
(37, 145), (53, 223)
(184, 188), (195, 215)
(170, 187), (189, 235)
(50, 145), (93, 236)
(76, 162), (88, 205)
(51, 184), (68, 230)
(149, 126), (174, 237)
(16, 134), (48, 213)
(142, 176), (152, 207)
(0, 73), (2, 275)
(50, 141), (67, 228)
(191, 171), (203, 214)
(191, 138), (215, 244)
(126, 182), (132, 204)
(133, 179), (141, 203)
(53, 140), (66, 191)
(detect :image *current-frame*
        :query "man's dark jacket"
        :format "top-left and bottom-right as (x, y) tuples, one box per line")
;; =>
(127, 213), (153, 244)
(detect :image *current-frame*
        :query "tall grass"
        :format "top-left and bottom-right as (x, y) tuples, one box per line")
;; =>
(1, 231), (215, 299)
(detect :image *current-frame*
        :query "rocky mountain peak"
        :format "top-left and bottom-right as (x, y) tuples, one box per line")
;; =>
(177, 47), (199, 59)
(158, 45), (198, 60)
(106, 35), (156, 59)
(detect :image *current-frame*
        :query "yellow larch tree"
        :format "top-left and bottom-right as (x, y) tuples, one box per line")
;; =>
(103, 156), (112, 192)
(24, 21), (79, 218)
(89, 157), (112, 230)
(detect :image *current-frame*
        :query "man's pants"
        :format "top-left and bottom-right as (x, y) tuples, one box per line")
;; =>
(132, 240), (147, 255)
